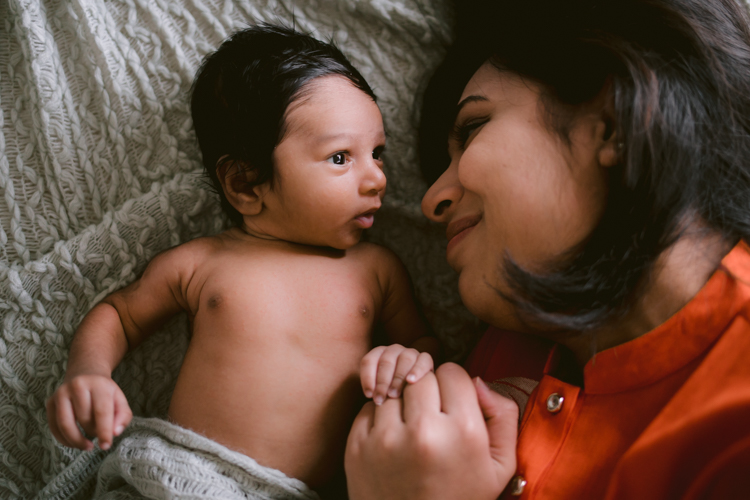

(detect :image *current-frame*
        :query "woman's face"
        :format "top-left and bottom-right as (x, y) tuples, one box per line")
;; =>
(421, 62), (612, 331)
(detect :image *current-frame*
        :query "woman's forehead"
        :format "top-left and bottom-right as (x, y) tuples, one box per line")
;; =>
(458, 63), (540, 109)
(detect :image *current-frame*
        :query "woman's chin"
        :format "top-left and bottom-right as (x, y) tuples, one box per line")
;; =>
(458, 275), (499, 323)
(458, 273), (525, 331)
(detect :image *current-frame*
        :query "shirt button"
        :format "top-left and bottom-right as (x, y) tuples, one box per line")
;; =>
(546, 392), (564, 413)
(509, 475), (527, 496)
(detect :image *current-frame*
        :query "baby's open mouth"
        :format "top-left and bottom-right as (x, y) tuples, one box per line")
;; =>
(354, 207), (380, 228)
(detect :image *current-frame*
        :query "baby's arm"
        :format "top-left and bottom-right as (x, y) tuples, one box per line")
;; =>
(46, 241), (203, 451)
(360, 247), (442, 404)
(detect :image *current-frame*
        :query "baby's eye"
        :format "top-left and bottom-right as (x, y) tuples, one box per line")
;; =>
(328, 152), (347, 165)
(372, 146), (385, 161)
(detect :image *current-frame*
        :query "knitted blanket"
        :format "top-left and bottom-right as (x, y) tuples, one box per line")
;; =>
(35, 417), (320, 500)
(0, 0), (482, 497)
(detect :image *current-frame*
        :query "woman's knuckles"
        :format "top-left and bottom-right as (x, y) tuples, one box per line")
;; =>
(377, 427), (404, 454)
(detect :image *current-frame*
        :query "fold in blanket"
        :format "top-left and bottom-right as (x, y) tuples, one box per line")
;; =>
(37, 418), (320, 500)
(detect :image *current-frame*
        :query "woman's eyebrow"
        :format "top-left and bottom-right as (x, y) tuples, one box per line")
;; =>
(456, 95), (489, 114)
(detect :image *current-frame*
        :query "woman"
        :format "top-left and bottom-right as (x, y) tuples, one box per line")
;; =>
(345, 0), (750, 498)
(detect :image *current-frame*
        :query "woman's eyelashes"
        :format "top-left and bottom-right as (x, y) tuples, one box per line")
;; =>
(451, 118), (489, 150)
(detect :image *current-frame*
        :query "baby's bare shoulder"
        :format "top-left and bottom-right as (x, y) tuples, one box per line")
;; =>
(347, 241), (398, 264)
(347, 242), (404, 274)
(152, 235), (223, 268)
(139, 235), (235, 290)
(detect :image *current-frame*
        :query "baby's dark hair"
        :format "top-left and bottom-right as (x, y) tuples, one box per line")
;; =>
(191, 24), (376, 225)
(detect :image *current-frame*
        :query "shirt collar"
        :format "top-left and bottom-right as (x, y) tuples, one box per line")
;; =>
(572, 242), (750, 394)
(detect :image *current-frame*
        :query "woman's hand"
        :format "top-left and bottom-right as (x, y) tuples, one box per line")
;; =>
(345, 363), (518, 500)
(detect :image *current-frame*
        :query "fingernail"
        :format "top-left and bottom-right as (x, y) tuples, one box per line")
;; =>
(374, 395), (384, 405)
(115, 425), (124, 435)
(388, 388), (399, 398)
(100, 442), (110, 451)
(406, 374), (416, 383)
(364, 390), (373, 399)
(475, 377), (488, 391)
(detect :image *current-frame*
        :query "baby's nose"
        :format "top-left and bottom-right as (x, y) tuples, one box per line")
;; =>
(361, 160), (386, 195)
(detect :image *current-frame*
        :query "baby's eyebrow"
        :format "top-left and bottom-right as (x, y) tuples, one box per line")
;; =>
(316, 133), (355, 143)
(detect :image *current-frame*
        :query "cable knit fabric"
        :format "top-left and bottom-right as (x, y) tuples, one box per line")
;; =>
(0, 0), (483, 497)
(36, 417), (320, 500)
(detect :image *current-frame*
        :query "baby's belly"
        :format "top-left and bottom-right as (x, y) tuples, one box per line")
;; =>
(167, 310), (371, 488)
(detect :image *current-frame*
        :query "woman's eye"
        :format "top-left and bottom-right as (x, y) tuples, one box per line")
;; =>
(451, 119), (488, 150)
(328, 153), (346, 165)
(372, 146), (385, 161)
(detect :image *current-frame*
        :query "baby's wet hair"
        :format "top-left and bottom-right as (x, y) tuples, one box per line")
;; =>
(191, 23), (376, 225)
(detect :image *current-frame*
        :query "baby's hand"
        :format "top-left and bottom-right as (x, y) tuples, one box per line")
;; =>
(360, 344), (434, 405)
(46, 374), (132, 452)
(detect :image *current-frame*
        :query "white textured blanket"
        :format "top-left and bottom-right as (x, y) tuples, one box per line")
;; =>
(0, 0), (481, 498)
(35, 417), (320, 500)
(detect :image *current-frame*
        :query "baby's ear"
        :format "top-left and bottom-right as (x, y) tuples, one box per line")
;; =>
(216, 159), (267, 216)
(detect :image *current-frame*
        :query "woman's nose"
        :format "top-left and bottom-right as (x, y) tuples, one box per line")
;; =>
(360, 158), (387, 195)
(421, 162), (462, 223)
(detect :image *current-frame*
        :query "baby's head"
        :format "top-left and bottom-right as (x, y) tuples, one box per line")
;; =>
(191, 24), (386, 249)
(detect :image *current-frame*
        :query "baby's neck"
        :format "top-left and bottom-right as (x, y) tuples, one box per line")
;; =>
(228, 226), (347, 257)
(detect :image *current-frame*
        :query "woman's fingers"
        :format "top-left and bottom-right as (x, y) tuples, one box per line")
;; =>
(435, 363), (481, 416)
(346, 365), (515, 500)
(475, 377), (519, 485)
(373, 395), (404, 428)
(402, 370), (442, 422)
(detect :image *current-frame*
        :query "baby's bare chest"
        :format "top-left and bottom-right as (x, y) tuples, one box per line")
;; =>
(189, 253), (382, 346)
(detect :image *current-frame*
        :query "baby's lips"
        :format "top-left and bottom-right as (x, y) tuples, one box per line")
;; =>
(354, 206), (380, 228)
(355, 214), (375, 228)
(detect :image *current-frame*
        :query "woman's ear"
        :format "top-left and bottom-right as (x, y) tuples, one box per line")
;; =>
(596, 87), (620, 168)
(216, 159), (267, 216)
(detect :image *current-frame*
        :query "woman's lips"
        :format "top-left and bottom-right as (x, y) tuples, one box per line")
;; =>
(446, 215), (481, 254)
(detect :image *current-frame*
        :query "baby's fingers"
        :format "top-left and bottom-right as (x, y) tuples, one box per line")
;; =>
(92, 388), (115, 450)
(387, 349), (420, 399)
(360, 346), (387, 399)
(48, 395), (93, 451)
(373, 344), (407, 405)
(405, 352), (434, 384)
(113, 388), (132, 438)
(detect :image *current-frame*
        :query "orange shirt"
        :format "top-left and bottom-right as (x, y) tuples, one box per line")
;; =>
(465, 242), (750, 499)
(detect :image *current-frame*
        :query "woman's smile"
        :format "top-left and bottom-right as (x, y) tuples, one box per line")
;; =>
(446, 214), (482, 257)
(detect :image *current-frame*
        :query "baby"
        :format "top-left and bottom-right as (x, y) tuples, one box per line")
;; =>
(46, 24), (439, 490)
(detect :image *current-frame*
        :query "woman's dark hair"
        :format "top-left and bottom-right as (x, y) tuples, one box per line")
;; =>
(191, 24), (376, 225)
(421, 0), (750, 331)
